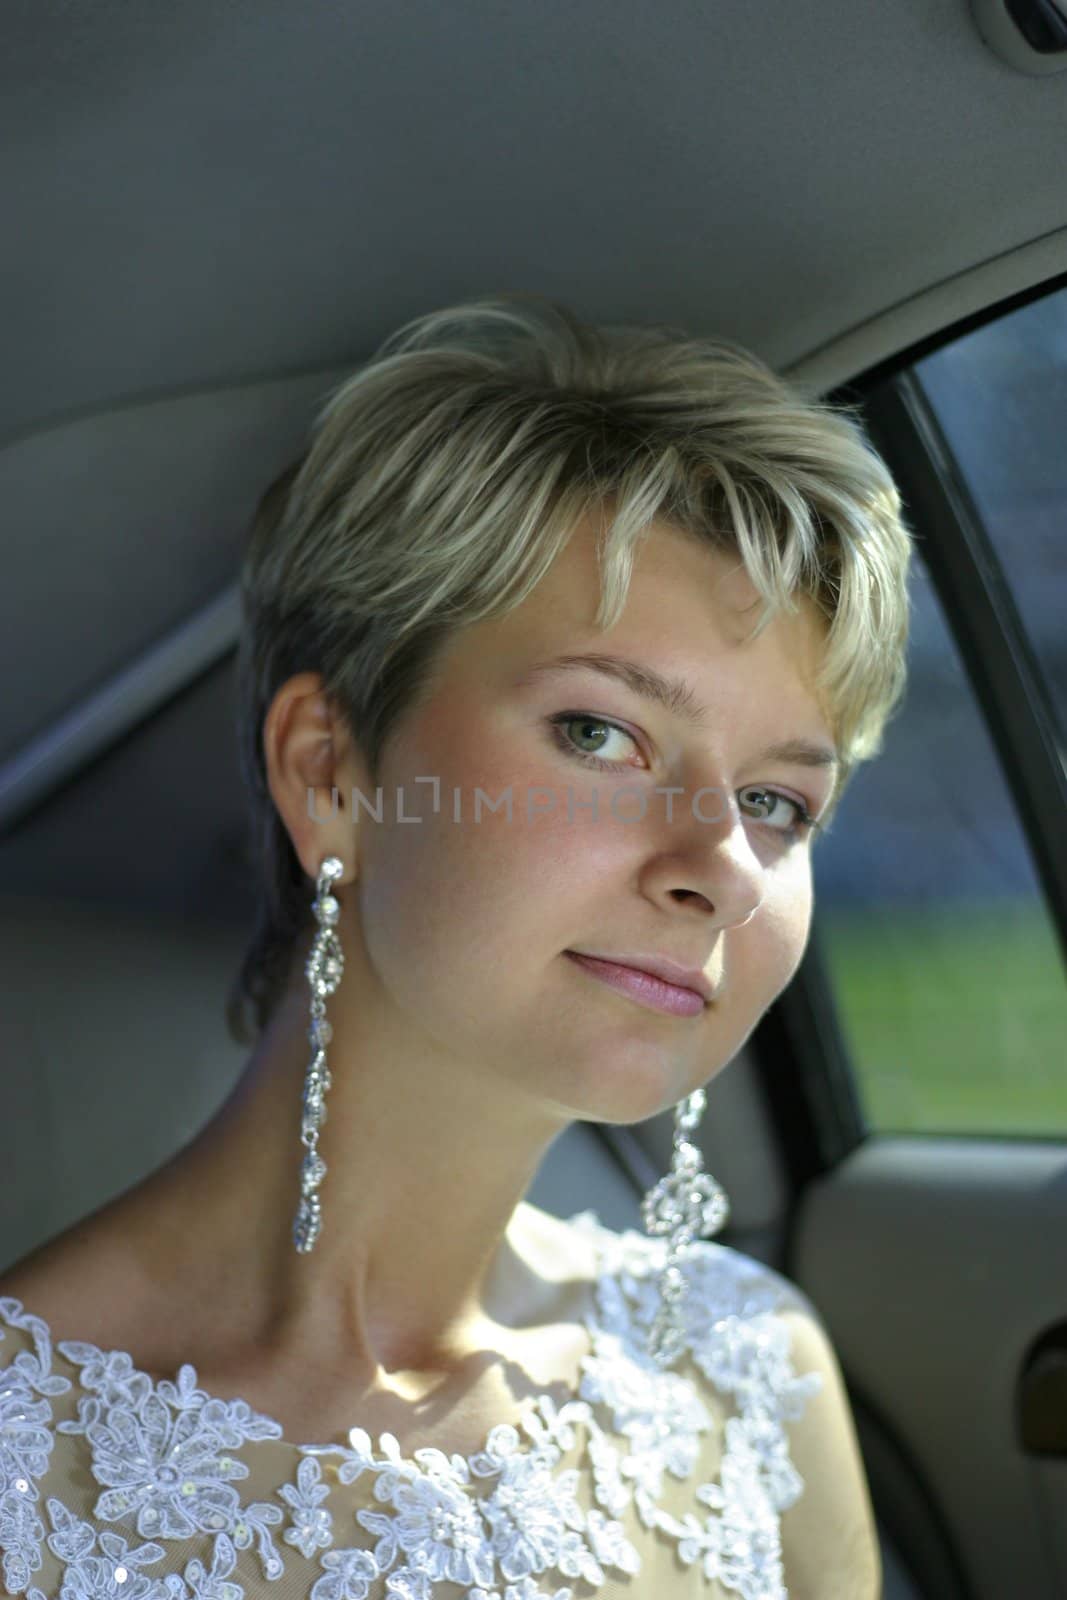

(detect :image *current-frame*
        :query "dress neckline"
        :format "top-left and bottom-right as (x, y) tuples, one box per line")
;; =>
(0, 1223), (823, 1598)
(0, 1209), (660, 1480)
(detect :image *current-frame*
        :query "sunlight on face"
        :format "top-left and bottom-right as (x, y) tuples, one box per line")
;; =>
(346, 510), (837, 1127)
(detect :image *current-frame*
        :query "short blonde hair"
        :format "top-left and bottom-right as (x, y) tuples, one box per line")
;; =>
(228, 292), (913, 1044)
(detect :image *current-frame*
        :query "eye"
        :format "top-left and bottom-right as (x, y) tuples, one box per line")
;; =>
(546, 712), (644, 771)
(546, 713), (822, 840)
(738, 786), (819, 840)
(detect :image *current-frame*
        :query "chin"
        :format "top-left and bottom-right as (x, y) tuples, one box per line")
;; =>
(566, 1042), (694, 1127)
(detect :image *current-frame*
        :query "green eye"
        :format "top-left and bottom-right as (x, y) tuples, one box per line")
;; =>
(739, 786), (819, 839)
(547, 712), (641, 771)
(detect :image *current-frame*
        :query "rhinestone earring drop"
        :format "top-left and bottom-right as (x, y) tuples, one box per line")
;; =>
(292, 854), (345, 1254)
(640, 1087), (730, 1368)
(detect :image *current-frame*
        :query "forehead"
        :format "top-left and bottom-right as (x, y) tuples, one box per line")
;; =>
(446, 509), (832, 726)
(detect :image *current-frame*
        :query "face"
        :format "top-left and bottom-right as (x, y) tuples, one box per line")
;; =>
(314, 510), (837, 1128)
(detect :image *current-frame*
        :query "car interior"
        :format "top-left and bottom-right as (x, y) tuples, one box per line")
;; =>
(2, 4), (1066, 1598)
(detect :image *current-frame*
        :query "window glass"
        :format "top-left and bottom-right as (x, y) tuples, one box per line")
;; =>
(913, 286), (1067, 737)
(813, 557), (1067, 1137)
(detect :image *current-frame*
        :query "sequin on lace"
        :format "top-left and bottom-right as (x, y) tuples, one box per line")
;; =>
(0, 1211), (823, 1599)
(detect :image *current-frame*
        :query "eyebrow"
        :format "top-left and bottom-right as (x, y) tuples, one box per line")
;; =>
(516, 651), (840, 770)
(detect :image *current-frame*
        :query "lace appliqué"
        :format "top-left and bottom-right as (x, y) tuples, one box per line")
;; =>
(295, 1408), (625, 1600)
(283, 1220), (823, 1600)
(0, 1216), (823, 1599)
(0, 1299), (71, 1597)
(555, 1217), (824, 1597)
(53, 1344), (289, 1595)
(32, 1494), (247, 1600)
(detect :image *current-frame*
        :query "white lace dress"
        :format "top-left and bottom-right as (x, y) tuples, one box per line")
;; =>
(0, 1210), (824, 1600)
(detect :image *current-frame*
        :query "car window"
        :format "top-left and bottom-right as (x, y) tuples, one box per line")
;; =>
(913, 284), (1067, 740)
(810, 294), (1067, 1139)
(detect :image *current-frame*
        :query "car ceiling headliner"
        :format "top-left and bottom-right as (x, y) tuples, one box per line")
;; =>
(1, 0), (1065, 920)
(5, 0), (1067, 433)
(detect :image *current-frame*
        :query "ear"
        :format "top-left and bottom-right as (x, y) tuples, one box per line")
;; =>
(262, 671), (368, 889)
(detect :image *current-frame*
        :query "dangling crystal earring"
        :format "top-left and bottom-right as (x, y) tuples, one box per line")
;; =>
(640, 1087), (730, 1369)
(292, 854), (346, 1254)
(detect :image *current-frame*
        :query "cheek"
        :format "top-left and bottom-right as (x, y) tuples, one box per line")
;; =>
(351, 755), (620, 1006)
(399, 714), (630, 914)
(732, 870), (814, 1004)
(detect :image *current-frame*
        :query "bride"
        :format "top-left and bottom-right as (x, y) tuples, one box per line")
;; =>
(0, 292), (909, 1599)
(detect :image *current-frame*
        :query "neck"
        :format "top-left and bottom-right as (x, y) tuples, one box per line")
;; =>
(121, 958), (572, 1386)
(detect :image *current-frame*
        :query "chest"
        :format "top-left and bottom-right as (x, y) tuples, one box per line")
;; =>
(166, 1312), (601, 1461)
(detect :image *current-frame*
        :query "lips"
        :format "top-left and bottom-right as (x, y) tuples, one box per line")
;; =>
(566, 950), (715, 1004)
(564, 951), (708, 1018)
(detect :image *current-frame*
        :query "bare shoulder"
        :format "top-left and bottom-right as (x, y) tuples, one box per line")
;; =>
(774, 1304), (883, 1600)
(0, 1212), (146, 1352)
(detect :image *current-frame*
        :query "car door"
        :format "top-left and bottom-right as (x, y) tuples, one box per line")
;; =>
(762, 277), (1067, 1600)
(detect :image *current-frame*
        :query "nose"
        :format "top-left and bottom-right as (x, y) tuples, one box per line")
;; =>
(644, 793), (765, 928)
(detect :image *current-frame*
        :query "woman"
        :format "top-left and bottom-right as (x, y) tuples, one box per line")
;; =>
(0, 294), (911, 1598)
